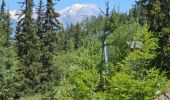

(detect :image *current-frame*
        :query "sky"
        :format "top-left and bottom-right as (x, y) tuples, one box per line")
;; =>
(3, 0), (136, 13)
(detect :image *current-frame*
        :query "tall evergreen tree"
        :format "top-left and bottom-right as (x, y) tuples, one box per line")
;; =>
(57, 30), (74, 52)
(73, 23), (82, 49)
(36, 0), (44, 40)
(62, 24), (75, 52)
(40, 0), (62, 91)
(0, 0), (5, 21)
(0, 5), (23, 99)
(0, 0), (12, 47)
(44, 0), (62, 32)
(16, 0), (42, 93)
(4, 9), (12, 47)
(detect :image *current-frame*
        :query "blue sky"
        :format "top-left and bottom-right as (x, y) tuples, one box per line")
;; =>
(3, 0), (136, 12)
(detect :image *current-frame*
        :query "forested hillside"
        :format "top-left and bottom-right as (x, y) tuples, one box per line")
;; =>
(0, 0), (170, 100)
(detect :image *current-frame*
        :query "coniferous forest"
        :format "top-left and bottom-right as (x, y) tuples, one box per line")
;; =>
(1, 0), (170, 99)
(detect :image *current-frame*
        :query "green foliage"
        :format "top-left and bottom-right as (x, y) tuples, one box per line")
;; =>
(44, 23), (168, 100)
(20, 94), (42, 100)
(43, 40), (102, 99)
(105, 24), (164, 100)
(57, 31), (74, 52)
(0, 44), (19, 99)
(39, 0), (63, 92)
(0, 0), (170, 99)
(0, 18), (22, 99)
(107, 21), (141, 64)
(124, 24), (158, 69)
(69, 67), (100, 99)
(36, 0), (44, 40)
(0, 0), (6, 21)
(108, 68), (166, 100)
(73, 23), (83, 49)
(52, 39), (101, 77)
(44, 67), (100, 100)
(137, 0), (170, 72)
(16, 0), (42, 94)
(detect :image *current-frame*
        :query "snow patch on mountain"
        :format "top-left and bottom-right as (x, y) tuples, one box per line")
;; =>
(9, 9), (37, 21)
(9, 10), (18, 20)
(59, 4), (99, 25)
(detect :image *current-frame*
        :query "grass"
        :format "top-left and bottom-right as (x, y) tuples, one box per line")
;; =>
(20, 94), (42, 100)
(161, 80), (170, 93)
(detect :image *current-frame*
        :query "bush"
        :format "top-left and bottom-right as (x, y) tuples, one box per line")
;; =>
(107, 68), (167, 100)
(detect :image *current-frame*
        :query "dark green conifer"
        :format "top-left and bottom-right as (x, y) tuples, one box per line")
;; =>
(0, 5), (22, 99)
(4, 9), (12, 46)
(40, 0), (62, 91)
(0, 0), (5, 21)
(73, 23), (82, 49)
(16, 0), (42, 93)
(36, 0), (44, 40)
(0, 0), (11, 47)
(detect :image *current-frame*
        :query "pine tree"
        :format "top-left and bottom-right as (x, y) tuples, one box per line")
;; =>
(0, 0), (5, 21)
(0, 0), (11, 47)
(40, 0), (63, 91)
(44, 0), (62, 32)
(73, 23), (82, 50)
(61, 24), (75, 52)
(36, 0), (44, 40)
(0, 6), (23, 99)
(66, 31), (74, 52)
(16, 0), (42, 93)
(58, 30), (74, 52)
(4, 9), (12, 47)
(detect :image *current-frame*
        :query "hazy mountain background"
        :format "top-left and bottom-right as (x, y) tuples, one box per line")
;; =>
(59, 4), (99, 25)
(10, 4), (100, 36)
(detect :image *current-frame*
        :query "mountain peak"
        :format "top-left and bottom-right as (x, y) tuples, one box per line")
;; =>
(59, 4), (99, 16)
(59, 4), (99, 25)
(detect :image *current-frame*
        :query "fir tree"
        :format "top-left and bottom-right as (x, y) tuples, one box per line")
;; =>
(0, 0), (5, 21)
(44, 0), (62, 32)
(0, 0), (12, 47)
(0, 8), (23, 99)
(62, 24), (75, 52)
(40, 0), (62, 91)
(73, 23), (82, 50)
(16, 0), (42, 93)
(36, 0), (44, 40)
(65, 32), (74, 52)
(4, 9), (12, 47)
(58, 30), (74, 52)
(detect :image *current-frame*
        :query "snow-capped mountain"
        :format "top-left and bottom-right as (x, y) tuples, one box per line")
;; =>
(59, 4), (99, 25)
(10, 4), (100, 25)
(9, 10), (18, 20)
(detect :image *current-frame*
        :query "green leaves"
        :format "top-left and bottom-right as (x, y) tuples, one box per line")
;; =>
(124, 24), (158, 69)
(70, 67), (100, 99)
(105, 24), (166, 99)
(0, 37), (20, 99)
(42, 10), (170, 99)
(108, 68), (166, 100)
(16, 0), (43, 94)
